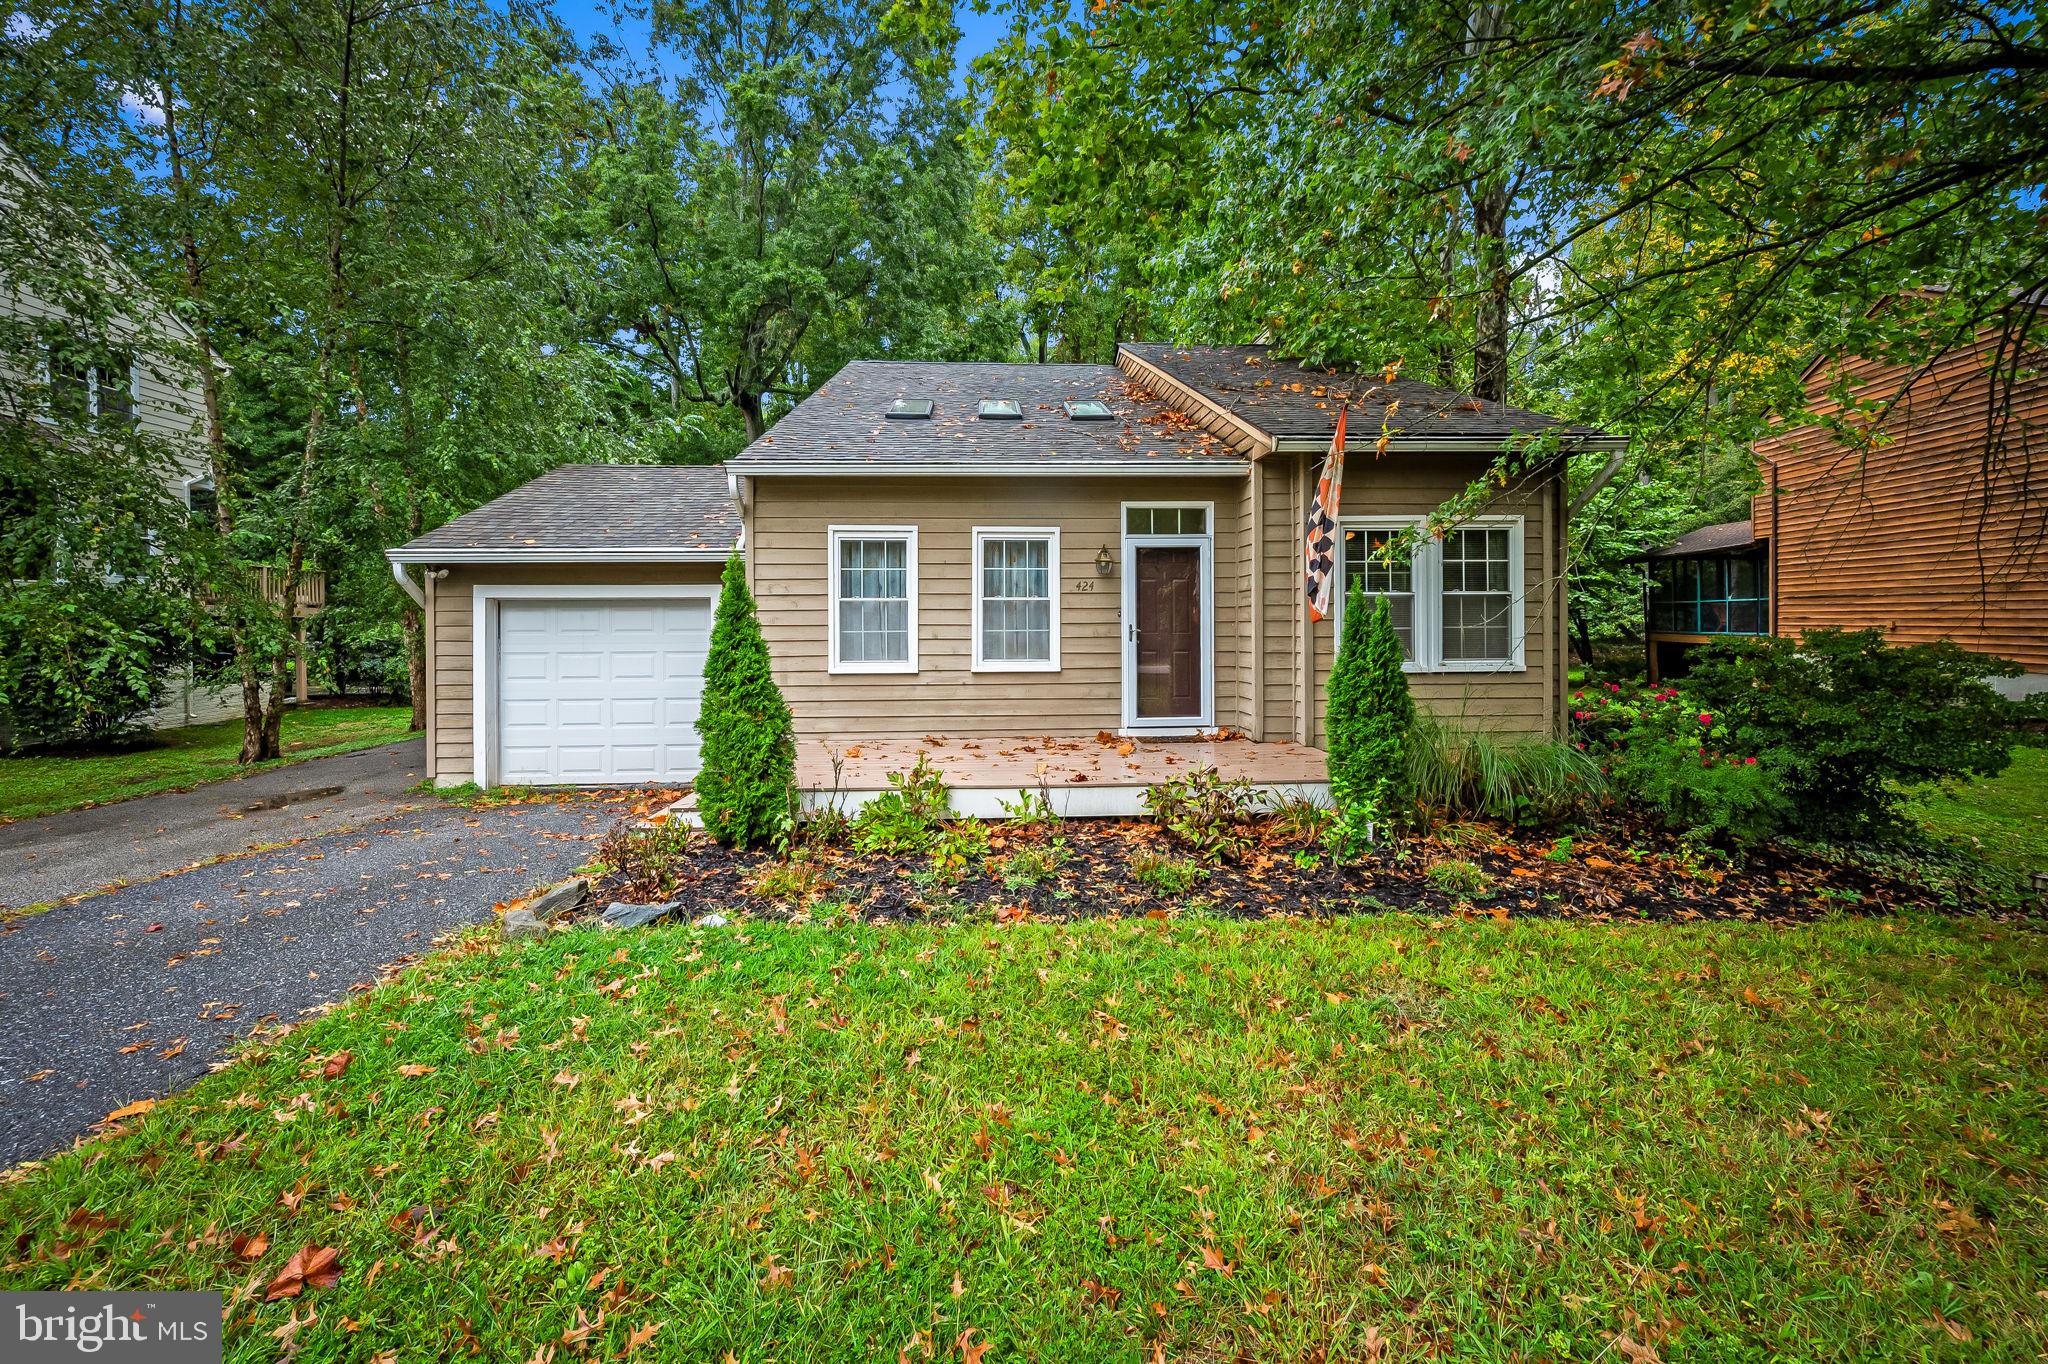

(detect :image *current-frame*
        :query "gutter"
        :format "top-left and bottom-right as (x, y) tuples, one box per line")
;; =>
(722, 459), (1252, 478)
(384, 546), (738, 566)
(1269, 435), (1631, 455)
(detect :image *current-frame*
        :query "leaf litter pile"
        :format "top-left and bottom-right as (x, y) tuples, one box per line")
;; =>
(604, 814), (1979, 926)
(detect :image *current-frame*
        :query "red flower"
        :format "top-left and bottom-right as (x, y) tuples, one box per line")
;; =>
(1698, 713), (1712, 725)
(1744, 756), (1757, 765)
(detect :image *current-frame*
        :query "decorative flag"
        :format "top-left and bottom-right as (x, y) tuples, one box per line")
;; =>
(1303, 405), (1349, 621)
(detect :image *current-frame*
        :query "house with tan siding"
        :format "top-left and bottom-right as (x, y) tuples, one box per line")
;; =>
(391, 346), (1624, 812)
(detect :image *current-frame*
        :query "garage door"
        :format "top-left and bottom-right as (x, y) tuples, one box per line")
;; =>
(495, 597), (712, 785)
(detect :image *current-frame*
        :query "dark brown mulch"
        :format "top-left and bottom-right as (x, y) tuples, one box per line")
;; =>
(595, 816), (1978, 926)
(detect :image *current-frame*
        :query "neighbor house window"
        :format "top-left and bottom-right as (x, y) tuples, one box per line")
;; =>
(828, 526), (917, 673)
(973, 527), (1059, 670)
(1339, 516), (1523, 670)
(43, 343), (136, 426)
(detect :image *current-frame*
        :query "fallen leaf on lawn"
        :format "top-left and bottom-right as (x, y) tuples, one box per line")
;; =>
(103, 1098), (155, 1122)
(553, 1070), (580, 1089)
(956, 1327), (990, 1364)
(323, 1051), (352, 1079)
(396, 1064), (436, 1077)
(1611, 1335), (1663, 1364)
(624, 1321), (664, 1352)
(233, 1231), (270, 1260)
(66, 1207), (121, 1232)
(265, 1245), (342, 1300)
(760, 1258), (794, 1292)
(1199, 1245), (1234, 1277)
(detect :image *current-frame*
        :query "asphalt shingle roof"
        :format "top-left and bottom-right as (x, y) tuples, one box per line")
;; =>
(1122, 343), (1615, 445)
(730, 361), (1248, 469)
(1646, 519), (1762, 559)
(392, 463), (737, 558)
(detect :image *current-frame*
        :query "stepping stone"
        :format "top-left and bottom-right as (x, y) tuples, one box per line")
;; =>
(601, 900), (681, 930)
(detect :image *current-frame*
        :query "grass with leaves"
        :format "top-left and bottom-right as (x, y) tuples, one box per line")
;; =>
(3, 911), (2045, 1362)
(0, 704), (413, 822)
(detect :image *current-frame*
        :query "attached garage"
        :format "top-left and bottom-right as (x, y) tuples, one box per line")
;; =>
(387, 465), (738, 789)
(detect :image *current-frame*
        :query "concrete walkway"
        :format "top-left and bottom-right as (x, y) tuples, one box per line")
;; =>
(0, 739), (432, 911)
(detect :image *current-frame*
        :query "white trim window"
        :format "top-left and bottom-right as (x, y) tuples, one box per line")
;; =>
(1339, 516), (1525, 672)
(828, 526), (918, 673)
(972, 527), (1060, 671)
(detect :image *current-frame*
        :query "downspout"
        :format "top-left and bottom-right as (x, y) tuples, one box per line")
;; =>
(1249, 458), (1265, 741)
(1296, 451), (1312, 747)
(391, 558), (426, 609)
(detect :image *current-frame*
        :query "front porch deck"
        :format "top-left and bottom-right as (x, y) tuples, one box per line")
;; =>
(798, 735), (1330, 819)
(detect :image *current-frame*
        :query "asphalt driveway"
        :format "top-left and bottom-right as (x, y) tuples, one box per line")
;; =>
(0, 782), (638, 1166)
(0, 739), (440, 911)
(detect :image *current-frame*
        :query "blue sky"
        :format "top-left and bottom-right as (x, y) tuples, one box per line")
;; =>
(546, 0), (1016, 92)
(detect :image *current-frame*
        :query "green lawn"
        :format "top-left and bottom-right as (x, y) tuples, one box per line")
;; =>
(5, 912), (2044, 1361)
(1904, 744), (2048, 878)
(0, 704), (415, 822)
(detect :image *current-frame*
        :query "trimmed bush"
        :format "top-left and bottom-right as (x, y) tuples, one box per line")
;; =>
(694, 552), (795, 847)
(1325, 583), (1415, 816)
(1685, 630), (2017, 837)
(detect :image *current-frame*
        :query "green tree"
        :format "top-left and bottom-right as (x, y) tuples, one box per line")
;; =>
(694, 553), (795, 848)
(572, 0), (1012, 450)
(1325, 584), (1415, 816)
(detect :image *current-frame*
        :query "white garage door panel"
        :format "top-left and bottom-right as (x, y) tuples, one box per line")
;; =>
(494, 597), (711, 785)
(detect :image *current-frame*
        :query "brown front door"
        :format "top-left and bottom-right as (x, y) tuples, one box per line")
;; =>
(1134, 544), (1203, 720)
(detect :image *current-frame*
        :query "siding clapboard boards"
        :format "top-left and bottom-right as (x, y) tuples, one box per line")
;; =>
(1756, 334), (2048, 671)
(748, 475), (1250, 738)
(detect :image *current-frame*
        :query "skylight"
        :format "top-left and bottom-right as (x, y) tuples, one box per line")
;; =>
(885, 398), (934, 420)
(978, 399), (1022, 419)
(1064, 399), (1114, 421)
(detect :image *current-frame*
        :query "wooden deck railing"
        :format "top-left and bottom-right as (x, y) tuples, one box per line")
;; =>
(249, 566), (327, 616)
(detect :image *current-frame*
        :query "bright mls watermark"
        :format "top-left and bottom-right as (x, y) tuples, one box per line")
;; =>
(4, 1293), (221, 1363)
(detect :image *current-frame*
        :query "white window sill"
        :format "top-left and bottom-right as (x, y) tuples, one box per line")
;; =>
(970, 660), (1060, 674)
(827, 661), (918, 676)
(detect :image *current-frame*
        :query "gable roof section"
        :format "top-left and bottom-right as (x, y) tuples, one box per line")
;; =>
(724, 360), (1251, 475)
(387, 463), (738, 563)
(1119, 343), (1622, 452)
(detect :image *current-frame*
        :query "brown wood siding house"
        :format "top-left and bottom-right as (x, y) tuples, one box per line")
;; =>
(394, 345), (1621, 802)
(1755, 314), (2048, 689)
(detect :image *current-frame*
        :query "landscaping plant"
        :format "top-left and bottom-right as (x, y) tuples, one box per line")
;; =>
(1141, 767), (1261, 861)
(694, 553), (796, 848)
(1684, 630), (2019, 838)
(0, 578), (199, 749)
(1573, 684), (1789, 846)
(850, 755), (952, 854)
(1405, 712), (1603, 829)
(1324, 584), (1414, 822)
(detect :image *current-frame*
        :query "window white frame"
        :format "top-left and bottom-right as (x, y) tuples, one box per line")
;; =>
(1335, 514), (1525, 673)
(971, 526), (1061, 673)
(827, 525), (919, 675)
(470, 582), (723, 789)
(1119, 500), (1215, 733)
(38, 343), (138, 424)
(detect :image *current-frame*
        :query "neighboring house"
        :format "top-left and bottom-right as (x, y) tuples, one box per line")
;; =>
(1645, 307), (2047, 694)
(0, 142), (314, 729)
(390, 345), (1623, 811)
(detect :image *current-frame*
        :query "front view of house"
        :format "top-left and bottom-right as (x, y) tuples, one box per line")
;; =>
(390, 345), (1621, 811)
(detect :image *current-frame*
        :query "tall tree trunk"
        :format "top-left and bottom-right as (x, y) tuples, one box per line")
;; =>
(737, 388), (766, 442)
(160, 72), (272, 765)
(1465, 3), (1512, 404)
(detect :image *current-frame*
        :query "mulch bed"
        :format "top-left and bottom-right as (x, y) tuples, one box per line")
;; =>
(594, 816), (1987, 926)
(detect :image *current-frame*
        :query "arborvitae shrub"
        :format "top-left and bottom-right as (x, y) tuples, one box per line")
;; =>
(1324, 581), (1415, 814)
(694, 552), (795, 847)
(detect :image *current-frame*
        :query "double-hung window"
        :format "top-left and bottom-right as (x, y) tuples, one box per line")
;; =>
(1340, 517), (1524, 671)
(829, 526), (917, 673)
(972, 527), (1059, 670)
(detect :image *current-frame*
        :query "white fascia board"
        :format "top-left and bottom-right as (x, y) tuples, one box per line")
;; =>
(384, 546), (738, 565)
(723, 460), (1252, 478)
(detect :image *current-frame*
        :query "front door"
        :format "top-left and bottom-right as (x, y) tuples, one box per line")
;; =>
(1122, 505), (1212, 730)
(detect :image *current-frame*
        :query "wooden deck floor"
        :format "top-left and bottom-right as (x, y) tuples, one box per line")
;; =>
(795, 735), (1329, 818)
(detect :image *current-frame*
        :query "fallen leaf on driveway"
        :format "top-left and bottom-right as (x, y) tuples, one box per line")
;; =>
(266, 1245), (342, 1300)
